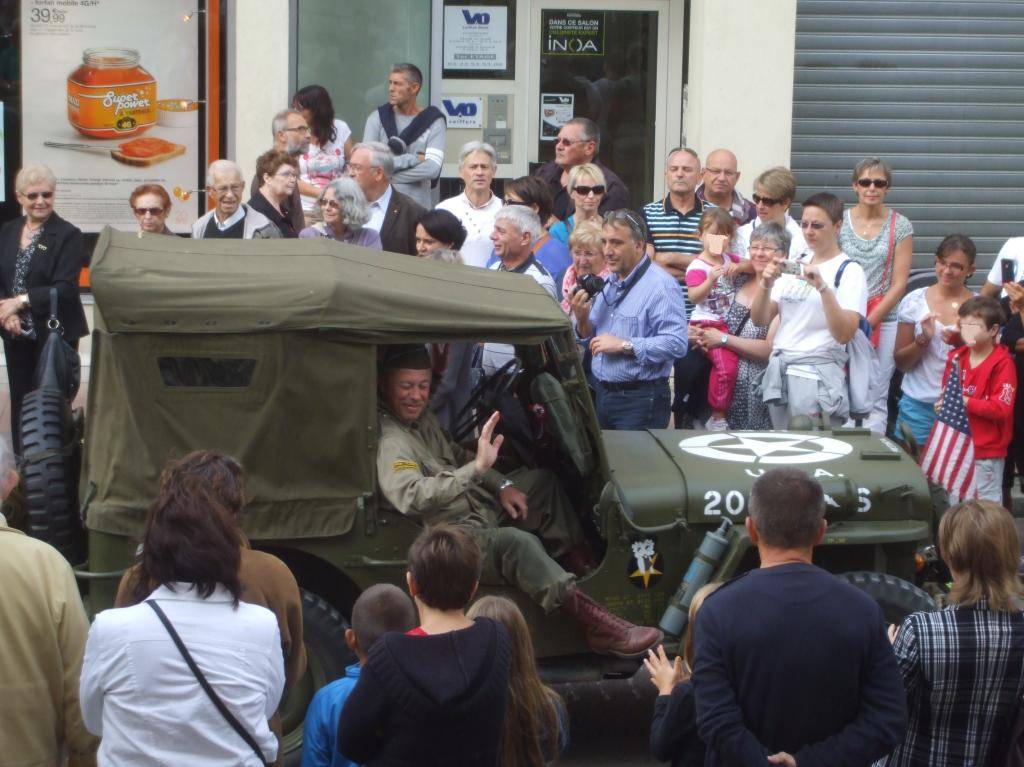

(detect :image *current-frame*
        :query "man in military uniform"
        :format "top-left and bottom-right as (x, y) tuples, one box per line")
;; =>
(376, 346), (663, 658)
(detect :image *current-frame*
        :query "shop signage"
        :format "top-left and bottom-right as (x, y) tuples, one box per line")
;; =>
(443, 5), (508, 71)
(441, 97), (484, 129)
(20, 0), (202, 233)
(542, 10), (604, 56)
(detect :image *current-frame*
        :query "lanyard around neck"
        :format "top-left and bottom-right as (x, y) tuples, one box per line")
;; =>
(603, 257), (652, 309)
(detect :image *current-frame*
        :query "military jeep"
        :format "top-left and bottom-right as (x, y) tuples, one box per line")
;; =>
(40, 229), (936, 764)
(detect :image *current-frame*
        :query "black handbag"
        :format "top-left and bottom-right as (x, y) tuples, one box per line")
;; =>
(146, 600), (269, 765)
(31, 287), (80, 401)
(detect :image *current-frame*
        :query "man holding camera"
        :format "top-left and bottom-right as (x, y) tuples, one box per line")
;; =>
(571, 209), (688, 429)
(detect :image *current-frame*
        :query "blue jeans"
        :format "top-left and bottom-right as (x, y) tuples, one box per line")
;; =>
(595, 379), (671, 430)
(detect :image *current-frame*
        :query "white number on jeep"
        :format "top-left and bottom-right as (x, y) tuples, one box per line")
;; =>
(704, 490), (746, 516)
(703, 490), (721, 516)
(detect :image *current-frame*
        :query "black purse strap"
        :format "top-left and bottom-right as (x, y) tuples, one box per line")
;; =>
(47, 287), (63, 335)
(146, 600), (268, 765)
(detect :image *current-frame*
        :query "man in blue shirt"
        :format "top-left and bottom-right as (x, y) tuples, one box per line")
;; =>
(300, 584), (417, 767)
(570, 209), (688, 429)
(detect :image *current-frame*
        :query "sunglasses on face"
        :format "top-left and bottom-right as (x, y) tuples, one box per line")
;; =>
(24, 191), (53, 201)
(573, 185), (605, 197)
(752, 193), (783, 207)
(555, 137), (589, 146)
(800, 220), (827, 231)
(133, 206), (164, 216)
(856, 178), (889, 189)
(320, 198), (341, 210)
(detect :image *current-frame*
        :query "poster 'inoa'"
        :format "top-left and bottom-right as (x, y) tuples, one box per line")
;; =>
(21, 0), (202, 233)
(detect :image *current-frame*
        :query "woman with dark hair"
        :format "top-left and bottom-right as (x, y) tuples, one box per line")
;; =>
(248, 149), (301, 238)
(292, 84), (353, 225)
(129, 183), (174, 235)
(499, 175), (572, 285)
(81, 451), (287, 766)
(468, 596), (568, 766)
(880, 500), (1024, 767)
(415, 209), (467, 257)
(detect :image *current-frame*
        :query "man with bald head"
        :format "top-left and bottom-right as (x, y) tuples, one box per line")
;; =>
(696, 148), (756, 225)
(193, 159), (282, 239)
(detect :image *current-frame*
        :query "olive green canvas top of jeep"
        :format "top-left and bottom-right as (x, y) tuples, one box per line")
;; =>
(83, 227), (572, 541)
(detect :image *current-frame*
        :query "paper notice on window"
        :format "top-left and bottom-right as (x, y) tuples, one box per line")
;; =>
(540, 94), (574, 141)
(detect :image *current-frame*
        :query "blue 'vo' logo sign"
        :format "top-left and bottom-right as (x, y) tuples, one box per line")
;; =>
(462, 9), (490, 24)
(443, 100), (478, 118)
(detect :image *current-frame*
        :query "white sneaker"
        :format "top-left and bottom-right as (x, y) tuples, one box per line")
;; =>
(705, 417), (729, 432)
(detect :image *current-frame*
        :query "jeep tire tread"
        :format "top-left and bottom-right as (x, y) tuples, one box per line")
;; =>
(281, 589), (355, 766)
(838, 571), (938, 625)
(20, 388), (80, 563)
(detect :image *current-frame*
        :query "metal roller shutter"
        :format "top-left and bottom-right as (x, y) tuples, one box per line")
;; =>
(791, 0), (1024, 274)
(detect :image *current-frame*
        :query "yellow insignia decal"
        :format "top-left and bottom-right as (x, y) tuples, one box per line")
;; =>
(392, 460), (420, 472)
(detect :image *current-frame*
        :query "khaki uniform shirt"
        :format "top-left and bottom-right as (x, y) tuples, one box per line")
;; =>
(0, 518), (98, 767)
(376, 408), (505, 527)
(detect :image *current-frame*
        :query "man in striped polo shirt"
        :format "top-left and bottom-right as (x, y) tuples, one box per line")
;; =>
(642, 147), (711, 427)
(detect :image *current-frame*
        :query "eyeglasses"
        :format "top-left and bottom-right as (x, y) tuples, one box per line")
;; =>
(856, 178), (889, 189)
(274, 170), (298, 179)
(504, 199), (528, 207)
(24, 191), (53, 200)
(748, 244), (781, 254)
(799, 220), (827, 231)
(133, 206), (164, 216)
(705, 167), (738, 178)
(555, 137), (589, 146)
(936, 259), (967, 273)
(320, 198), (341, 210)
(573, 185), (605, 197)
(752, 193), (783, 207)
(283, 125), (310, 134)
(959, 321), (987, 329)
(210, 183), (244, 196)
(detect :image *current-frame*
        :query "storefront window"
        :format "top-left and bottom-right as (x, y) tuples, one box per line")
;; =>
(295, 0), (432, 141)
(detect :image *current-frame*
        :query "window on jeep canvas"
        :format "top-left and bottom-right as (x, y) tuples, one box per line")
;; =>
(158, 357), (257, 388)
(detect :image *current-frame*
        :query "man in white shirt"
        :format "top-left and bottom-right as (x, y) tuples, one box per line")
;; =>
(981, 236), (1024, 298)
(752, 193), (868, 428)
(347, 141), (424, 255)
(436, 141), (503, 268)
(482, 206), (558, 374)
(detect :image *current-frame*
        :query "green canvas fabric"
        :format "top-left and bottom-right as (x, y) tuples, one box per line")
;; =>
(89, 228), (570, 342)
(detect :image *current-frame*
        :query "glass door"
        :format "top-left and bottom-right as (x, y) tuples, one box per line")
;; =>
(529, 0), (675, 209)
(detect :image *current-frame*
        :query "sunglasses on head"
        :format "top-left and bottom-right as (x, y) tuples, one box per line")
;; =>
(573, 185), (605, 197)
(24, 191), (53, 201)
(856, 178), (889, 189)
(133, 206), (164, 216)
(752, 193), (783, 207)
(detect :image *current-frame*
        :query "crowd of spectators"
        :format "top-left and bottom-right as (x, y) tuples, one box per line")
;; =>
(5, 65), (1024, 767)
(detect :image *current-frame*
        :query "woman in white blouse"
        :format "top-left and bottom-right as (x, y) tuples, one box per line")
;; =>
(80, 452), (285, 766)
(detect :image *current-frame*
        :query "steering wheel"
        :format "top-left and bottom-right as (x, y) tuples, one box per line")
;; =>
(450, 359), (522, 443)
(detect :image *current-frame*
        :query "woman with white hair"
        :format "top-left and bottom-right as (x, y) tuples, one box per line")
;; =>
(0, 164), (87, 451)
(298, 176), (381, 249)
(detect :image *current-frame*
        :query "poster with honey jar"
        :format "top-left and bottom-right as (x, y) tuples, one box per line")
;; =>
(21, 0), (202, 233)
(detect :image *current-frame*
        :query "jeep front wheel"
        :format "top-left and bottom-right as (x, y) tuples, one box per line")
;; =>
(280, 589), (355, 767)
(837, 571), (938, 625)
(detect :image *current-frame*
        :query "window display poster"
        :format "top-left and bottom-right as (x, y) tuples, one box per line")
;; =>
(20, 0), (201, 233)
(543, 10), (605, 56)
(443, 5), (508, 71)
(540, 94), (574, 141)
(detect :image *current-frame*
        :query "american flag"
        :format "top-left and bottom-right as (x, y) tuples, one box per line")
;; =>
(920, 358), (977, 500)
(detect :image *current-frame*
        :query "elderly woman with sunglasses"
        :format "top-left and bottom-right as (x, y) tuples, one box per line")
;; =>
(130, 184), (174, 235)
(0, 164), (88, 450)
(839, 157), (913, 434)
(734, 167), (806, 260)
(298, 176), (381, 249)
(549, 163), (606, 245)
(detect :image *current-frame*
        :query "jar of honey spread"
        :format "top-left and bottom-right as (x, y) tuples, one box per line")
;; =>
(67, 48), (157, 139)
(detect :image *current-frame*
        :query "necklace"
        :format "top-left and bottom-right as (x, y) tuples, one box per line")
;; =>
(852, 207), (884, 237)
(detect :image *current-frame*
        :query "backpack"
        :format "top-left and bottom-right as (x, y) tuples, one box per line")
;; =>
(834, 259), (876, 421)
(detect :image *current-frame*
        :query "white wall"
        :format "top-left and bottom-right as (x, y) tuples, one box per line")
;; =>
(683, 0), (797, 196)
(227, 0), (292, 182)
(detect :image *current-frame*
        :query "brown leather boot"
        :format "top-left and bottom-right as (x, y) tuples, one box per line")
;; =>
(562, 588), (664, 658)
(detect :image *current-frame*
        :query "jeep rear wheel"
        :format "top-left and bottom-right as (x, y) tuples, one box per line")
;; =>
(20, 388), (82, 563)
(280, 589), (355, 767)
(838, 571), (938, 624)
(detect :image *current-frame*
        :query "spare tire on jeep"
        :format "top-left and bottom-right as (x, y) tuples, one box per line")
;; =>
(838, 571), (938, 624)
(20, 387), (82, 563)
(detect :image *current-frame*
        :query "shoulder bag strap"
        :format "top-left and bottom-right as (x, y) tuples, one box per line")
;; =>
(377, 104), (398, 139)
(834, 258), (852, 290)
(397, 105), (446, 146)
(878, 210), (898, 296)
(146, 600), (268, 765)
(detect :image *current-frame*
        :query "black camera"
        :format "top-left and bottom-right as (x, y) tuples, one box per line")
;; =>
(576, 273), (606, 298)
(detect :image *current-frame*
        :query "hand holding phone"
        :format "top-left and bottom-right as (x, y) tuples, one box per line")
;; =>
(1001, 258), (1017, 285)
(779, 260), (804, 277)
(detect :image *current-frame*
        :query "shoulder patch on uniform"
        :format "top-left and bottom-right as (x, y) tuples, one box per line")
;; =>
(392, 460), (420, 472)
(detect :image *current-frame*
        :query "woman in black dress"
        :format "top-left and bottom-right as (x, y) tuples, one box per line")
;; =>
(0, 164), (87, 450)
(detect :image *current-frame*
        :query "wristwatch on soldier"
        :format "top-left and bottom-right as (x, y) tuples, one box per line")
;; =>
(621, 340), (635, 355)
(497, 478), (515, 492)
